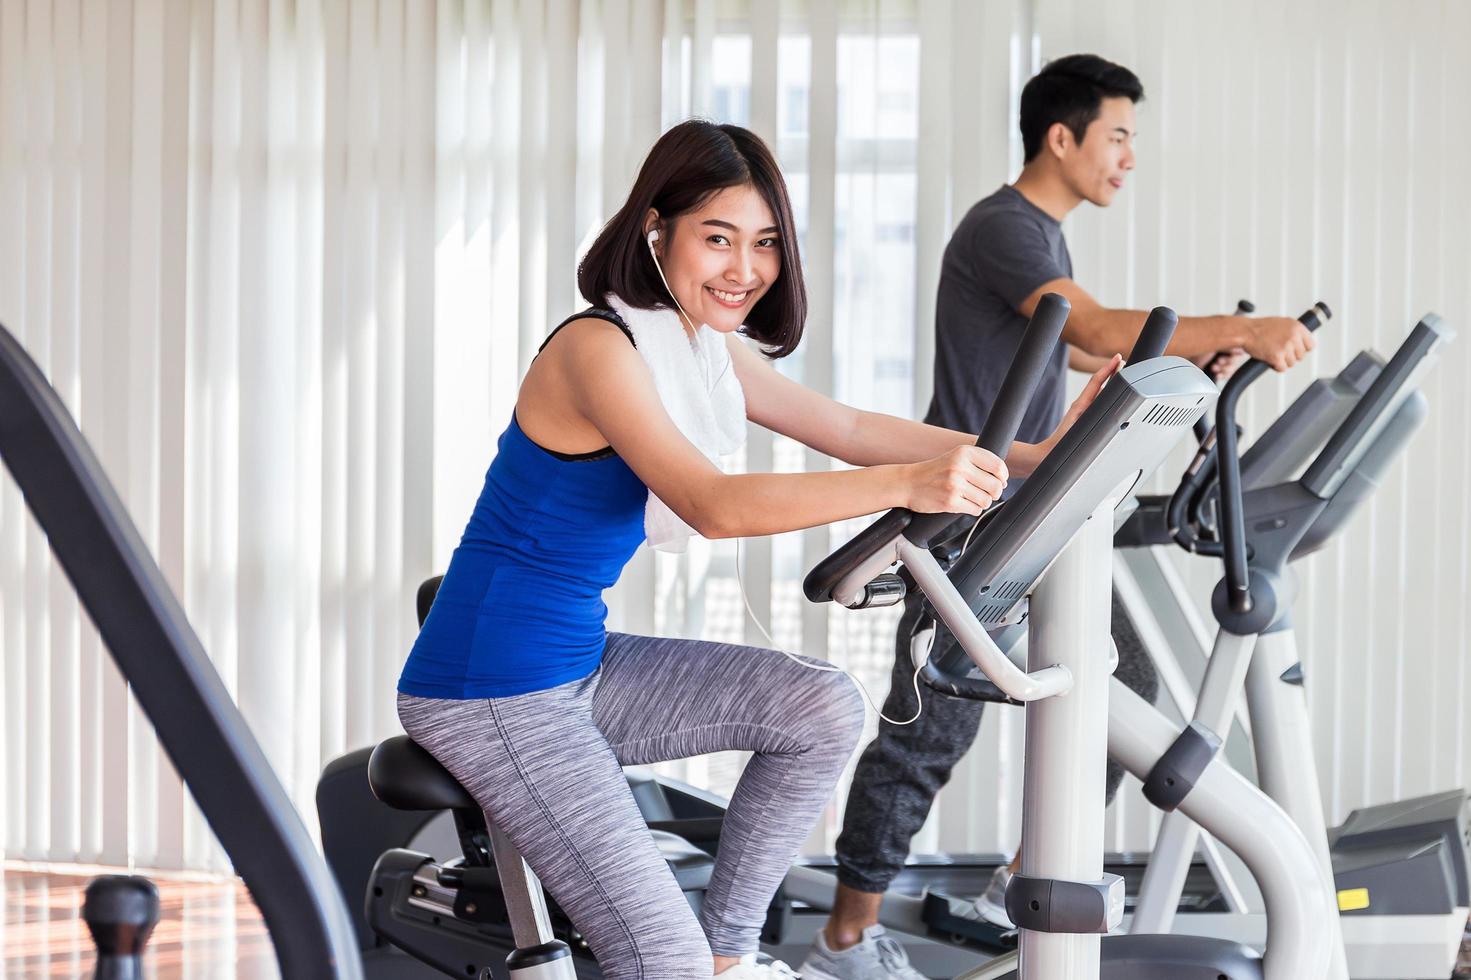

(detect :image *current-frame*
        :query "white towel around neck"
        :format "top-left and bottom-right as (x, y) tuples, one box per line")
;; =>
(606, 295), (747, 553)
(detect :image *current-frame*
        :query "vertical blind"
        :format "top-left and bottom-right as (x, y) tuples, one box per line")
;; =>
(1, 0), (1468, 878)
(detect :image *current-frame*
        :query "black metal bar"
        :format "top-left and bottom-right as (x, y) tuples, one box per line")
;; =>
(1300, 314), (1447, 500)
(1125, 306), (1179, 366)
(1213, 303), (1332, 612)
(902, 291), (1073, 547)
(1191, 298), (1257, 443)
(0, 324), (364, 979)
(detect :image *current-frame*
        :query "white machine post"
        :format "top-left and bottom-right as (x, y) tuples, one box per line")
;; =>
(1246, 627), (1349, 979)
(1017, 496), (1121, 980)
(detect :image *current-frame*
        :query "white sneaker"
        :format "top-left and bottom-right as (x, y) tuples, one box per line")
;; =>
(957, 863), (1015, 930)
(800, 924), (927, 979)
(718, 953), (801, 978)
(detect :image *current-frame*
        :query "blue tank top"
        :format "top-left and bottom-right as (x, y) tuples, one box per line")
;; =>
(397, 315), (649, 698)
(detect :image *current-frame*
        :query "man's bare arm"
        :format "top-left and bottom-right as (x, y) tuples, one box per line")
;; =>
(1021, 278), (1313, 372)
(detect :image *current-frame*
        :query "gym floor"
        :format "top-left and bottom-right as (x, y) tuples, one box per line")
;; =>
(6, 861), (1471, 978)
(1, 863), (277, 979)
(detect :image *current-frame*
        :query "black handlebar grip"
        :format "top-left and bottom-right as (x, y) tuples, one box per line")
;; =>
(1195, 300), (1257, 443)
(1301, 313), (1441, 500)
(1214, 300), (1334, 612)
(1125, 306), (1180, 366)
(901, 292), (1071, 547)
(1214, 301), (1334, 426)
(975, 292), (1072, 455)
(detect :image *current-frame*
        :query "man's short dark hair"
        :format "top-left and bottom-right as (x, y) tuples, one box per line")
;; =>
(1019, 54), (1144, 162)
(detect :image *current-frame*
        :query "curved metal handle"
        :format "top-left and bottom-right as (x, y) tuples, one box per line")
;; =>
(1299, 313), (1447, 500)
(898, 538), (1072, 702)
(1215, 302), (1332, 611)
(1192, 299), (1258, 443)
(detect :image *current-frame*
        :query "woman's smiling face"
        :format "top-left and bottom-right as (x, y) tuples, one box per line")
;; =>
(645, 183), (783, 335)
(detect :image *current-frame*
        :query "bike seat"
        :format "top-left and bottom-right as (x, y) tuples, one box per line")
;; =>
(367, 735), (477, 812)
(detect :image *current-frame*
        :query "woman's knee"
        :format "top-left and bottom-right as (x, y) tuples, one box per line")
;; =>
(805, 670), (867, 755)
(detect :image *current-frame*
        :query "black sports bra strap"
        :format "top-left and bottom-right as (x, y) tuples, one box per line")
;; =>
(537, 307), (637, 355)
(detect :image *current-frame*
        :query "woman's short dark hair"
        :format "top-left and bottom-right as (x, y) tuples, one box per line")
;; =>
(1020, 54), (1144, 162)
(578, 120), (806, 358)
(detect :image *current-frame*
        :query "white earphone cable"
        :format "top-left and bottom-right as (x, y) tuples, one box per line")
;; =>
(734, 536), (932, 727)
(647, 228), (699, 337)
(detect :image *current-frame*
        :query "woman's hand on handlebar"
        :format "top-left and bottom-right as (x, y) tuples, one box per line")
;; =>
(1037, 354), (1123, 458)
(903, 445), (1008, 516)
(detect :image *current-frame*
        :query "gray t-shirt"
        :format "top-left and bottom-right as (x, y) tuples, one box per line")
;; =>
(924, 185), (1072, 446)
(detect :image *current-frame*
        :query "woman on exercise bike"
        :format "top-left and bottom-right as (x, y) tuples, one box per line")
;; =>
(395, 119), (1119, 980)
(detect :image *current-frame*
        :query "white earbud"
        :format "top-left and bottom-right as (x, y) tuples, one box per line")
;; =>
(644, 225), (696, 336)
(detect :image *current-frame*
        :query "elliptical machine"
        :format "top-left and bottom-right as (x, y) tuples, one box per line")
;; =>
(0, 297), (1335, 980)
(1123, 311), (1465, 980)
(818, 301), (1337, 980)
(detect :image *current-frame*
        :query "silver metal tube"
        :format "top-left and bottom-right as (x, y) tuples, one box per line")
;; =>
(1109, 683), (1336, 980)
(1019, 499), (1115, 980)
(1131, 810), (1207, 933)
(1112, 551), (1201, 721)
(1191, 631), (1259, 730)
(1113, 553), (1256, 915)
(1247, 629), (1349, 980)
(899, 539), (1074, 702)
(1114, 548), (1257, 747)
(488, 823), (558, 950)
(1132, 630), (1258, 931)
(832, 539), (902, 607)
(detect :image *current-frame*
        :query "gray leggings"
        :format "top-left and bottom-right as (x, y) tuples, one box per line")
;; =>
(398, 632), (866, 980)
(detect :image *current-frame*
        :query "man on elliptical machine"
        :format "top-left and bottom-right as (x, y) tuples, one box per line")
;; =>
(804, 53), (1318, 980)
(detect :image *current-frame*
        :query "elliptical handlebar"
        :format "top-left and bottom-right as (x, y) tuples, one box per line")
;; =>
(803, 293), (1071, 605)
(1126, 307), (1181, 366)
(1300, 313), (1452, 500)
(1190, 298), (1257, 444)
(967, 293), (1073, 462)
(0, 323), (365, 978)
(1168, 302), (1330, 560)
(1211, 302), (1332, 612)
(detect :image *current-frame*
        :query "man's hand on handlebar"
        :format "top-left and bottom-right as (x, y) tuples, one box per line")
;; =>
(1243, 316), (1316, 372)
(1196, 346), (1249, 381)
(1037, 354), (1124, 458)
(903, 445), (1008, 516)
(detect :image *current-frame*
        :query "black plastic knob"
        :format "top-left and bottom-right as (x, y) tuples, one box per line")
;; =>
(83, 875), (160, 980)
